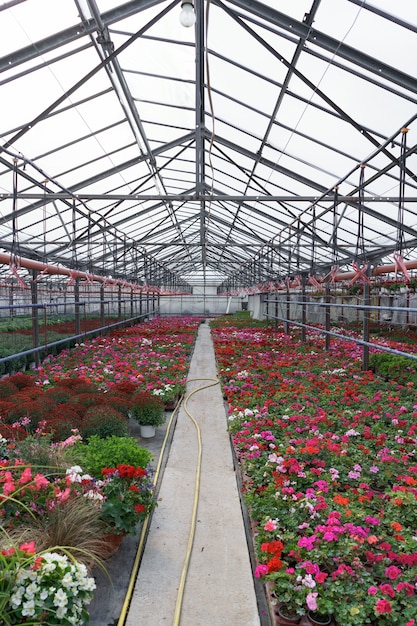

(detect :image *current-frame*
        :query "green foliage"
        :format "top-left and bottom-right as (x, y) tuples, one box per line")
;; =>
(369, 352), (417, 384)
(75, 435), (153, 478)
(130, 391), (165, 426)
(210, 311), (268, 328)
(80, 406), (129, 439)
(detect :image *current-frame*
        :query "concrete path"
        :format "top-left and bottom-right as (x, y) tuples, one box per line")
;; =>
(126, 321), (261, 626)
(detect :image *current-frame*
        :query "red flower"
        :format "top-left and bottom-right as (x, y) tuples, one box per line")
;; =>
(267, 555), (283, 571)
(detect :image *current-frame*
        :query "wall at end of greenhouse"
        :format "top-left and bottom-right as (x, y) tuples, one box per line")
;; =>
(159, 295), (243, 316)
(192, 284), (218, 295)
(248, 294), (264, 320)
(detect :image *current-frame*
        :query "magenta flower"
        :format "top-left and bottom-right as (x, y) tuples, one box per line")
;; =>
(254, 564), (268, 578)
(385, 565), (402, 580)
(298, 536), (316, 550)
(375, 599), (392, 614)
(379, 583), (395, 598)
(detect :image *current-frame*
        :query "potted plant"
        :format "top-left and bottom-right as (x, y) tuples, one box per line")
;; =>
(151, 382), (184, 410)
(99, 463), (157, 537)
(73, 434), (153, 478)
(1, 542), (96, 625)
(130, 391), (165, 437)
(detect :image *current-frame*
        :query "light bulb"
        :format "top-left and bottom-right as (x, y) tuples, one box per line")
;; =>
(180, 2), (196, 27)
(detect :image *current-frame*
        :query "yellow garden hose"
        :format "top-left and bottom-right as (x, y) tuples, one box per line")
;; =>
(117, 399), (181, 626)
(171, 377), (219, 626)
(117, 376), (220, 626)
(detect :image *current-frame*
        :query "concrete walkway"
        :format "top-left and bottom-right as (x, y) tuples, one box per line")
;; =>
(125, 321), (261, 626)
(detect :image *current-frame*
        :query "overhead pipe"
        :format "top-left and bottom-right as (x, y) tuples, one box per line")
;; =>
(0, 251), (156, 293)
(219, 257), (417, 295)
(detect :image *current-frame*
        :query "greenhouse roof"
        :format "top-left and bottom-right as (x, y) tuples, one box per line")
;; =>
(0, 0), (417, 290)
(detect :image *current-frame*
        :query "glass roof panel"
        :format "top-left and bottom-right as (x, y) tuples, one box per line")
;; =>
(0, 0), (416, 290)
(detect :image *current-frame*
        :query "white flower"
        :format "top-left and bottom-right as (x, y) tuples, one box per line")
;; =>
(56, 605), (68, 619)
(23, 581), (39, 598)
(21, 599), (36, 617)
(10, 588), (24, 607)
(54, 588), (68, 607)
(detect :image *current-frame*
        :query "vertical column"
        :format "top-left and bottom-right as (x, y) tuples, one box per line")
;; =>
(325, 283), (331, 351)
(31, 270), (40, 367)
(74, 278), (81, 336)
(285, 285), (290, 334)
(301, 273), (307, 343)
(100, 284), (105, 328)
(362, 281), (370, 370)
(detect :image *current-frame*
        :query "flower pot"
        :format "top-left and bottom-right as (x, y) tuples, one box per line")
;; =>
(164, 396), (179, 410)
(139, 424), (156, 438)
(275, 604), (301, 624)
(101, 532), (126, 558)
(307, 611), (332, 625)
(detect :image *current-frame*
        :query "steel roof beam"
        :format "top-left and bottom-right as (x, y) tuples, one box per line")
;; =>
(220, 0), (417, 94)
(0, 0), (167, 73)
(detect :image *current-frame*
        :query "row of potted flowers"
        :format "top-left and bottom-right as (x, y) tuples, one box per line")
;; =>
(0, 316), (201, 625)
(210, 320), (417, 625)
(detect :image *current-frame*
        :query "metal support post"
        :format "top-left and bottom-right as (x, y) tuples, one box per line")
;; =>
(74, 278), (81, 336)
(31, 270), (40, 367)
(362, 281), (370, 370)
(100, 284), (105, 328)
(301, 273), (307, 343)
(325, 283), (331, 351)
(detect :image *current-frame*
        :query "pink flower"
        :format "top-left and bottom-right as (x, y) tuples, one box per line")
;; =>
(375, 599), (392, 614)
(379, 584), (395, 598)
(323, 531), (338, 541)
(254, 564), (268, 578)
(396, 582), (414, 596)
(3, 480), (15, 496)
(263, 519), (277, 531)
(367, 586), (378, 595)
(55, 487), (71, 502)
(306, 592), (318, 611)
(34, 474), (49, 489)
(18, 467), (32, 485)
(19, 541), (36, 554)
(298, 536), (316, 550)
(385, 565), (402, 580)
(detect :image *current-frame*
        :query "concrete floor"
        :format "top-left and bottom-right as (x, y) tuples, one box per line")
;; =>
(89, 321), (262, 626)
(126, 321), (261, 626)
